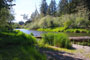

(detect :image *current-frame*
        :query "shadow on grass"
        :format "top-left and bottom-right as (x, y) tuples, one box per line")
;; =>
(0, 45), (46, 60)
(39, 47), (82, 60)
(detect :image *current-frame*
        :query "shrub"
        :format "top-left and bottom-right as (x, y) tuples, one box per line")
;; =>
(37, 27), (66, 32)
(30, 33), (34, 36)
(64, 29), (75, 33)
(52, 27), (66, 32)
(74, 29), (80, 33)
(64, 29), (89, 33)
(42, 33), (54, 45)
(54, 33), (71, 48)
(42, 33), (72, 49)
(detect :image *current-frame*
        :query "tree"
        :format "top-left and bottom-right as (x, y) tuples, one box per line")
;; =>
(47, 0), (57, 16)
(0, 8), (14, 28)
(19, 21), (24, 25)
(0, 0), (15, 10)
(0, 0), (15, 30)
(40, 0), (48, 16)
(31, 9), (39, 21)
(58, 0), (68, 15)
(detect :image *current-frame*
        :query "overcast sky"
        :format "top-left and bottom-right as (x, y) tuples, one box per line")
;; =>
(13, 0), (59, 22)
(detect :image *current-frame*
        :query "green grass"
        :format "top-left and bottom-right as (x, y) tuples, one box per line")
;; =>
(37, 28), (90, 33)
(37, 28), (90, 37)
(44, 44), (75, 53)
(42, 33), (72, 49)
(37, 27), (66, 32)
(0, 30), (46, 60)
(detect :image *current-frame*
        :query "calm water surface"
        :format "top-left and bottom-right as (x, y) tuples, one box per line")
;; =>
(16, 29), (46, 37)
(16, 29), (90, 37)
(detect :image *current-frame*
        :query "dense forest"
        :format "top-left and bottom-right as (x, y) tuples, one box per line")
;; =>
(25, 0), (90, 32)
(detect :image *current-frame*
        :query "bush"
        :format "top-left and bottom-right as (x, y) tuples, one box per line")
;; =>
(30, 32), (34, 36)
(54, 33), (71, 48)
(74, 29), (80, 33)
(64, 29), (89, 33)
(25, 12), (90, 30)
(64, 29), (75, 33)
(42, 33), (54, 45)
(42, 33), (72, 49)
(37, 27), (66, 32)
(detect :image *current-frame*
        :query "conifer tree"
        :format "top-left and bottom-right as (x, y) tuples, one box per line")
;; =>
(58, 0), (68, 15)
(40, 0), (48, 16)
(47, 0), (57, 16)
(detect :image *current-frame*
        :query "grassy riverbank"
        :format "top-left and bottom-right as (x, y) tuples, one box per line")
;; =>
(0, 30), (46, 60)
(37, 28), (90, 33)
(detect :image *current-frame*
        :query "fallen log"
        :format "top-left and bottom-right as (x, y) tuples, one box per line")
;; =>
(35, 36), (90, 42)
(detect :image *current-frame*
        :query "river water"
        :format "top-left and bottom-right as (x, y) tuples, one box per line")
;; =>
(16, 29), (90, 37)
(16, 29), (46, 37)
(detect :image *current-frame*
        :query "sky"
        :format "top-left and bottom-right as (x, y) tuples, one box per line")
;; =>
(13, 0), (59, 22)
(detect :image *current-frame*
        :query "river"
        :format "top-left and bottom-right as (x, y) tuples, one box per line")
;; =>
(16, 29), (90, 37)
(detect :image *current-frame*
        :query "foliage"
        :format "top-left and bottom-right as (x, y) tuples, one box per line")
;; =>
(37, 27), (66, 32)
(58, 0), (68, 15)
(0, 31), (46, 60)
(0, 0), (14, 10)
(54, 33), (72, 48)
(30, 32), (34, 36)
(25, 15), (59, 29)
(40, 0), (48, 16)
(0, 8), (14, 30)
(0, 0), (15, 31)
(47, 0), (56, 16)
(24, 0), (90, 30)
(12, 23), (21, 29)
(42, 33), (72, 49)
(42, 33), (55, 45)
(0, 30), (36, 47)
(64, 29), (89, 33)
(25, 11), (90, 30)
(19, 21), (24, 25)
(38, 27), (90, 34)
(30, 9), (39, 21)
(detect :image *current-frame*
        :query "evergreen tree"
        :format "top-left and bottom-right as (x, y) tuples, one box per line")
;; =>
(68, 0), (80, 13)
(31, 9), (39, 21)
(47, 0), (57, 16)
(58, 0), (69, 16)
(85, 0), (90, 20)
(40, 0), (48, 16)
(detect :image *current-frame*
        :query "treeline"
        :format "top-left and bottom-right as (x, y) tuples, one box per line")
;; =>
(0, 0), (15, 31)
(25, 0), (90, 29)
(30, 0), (90, 18)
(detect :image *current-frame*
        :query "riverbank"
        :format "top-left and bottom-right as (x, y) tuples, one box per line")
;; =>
(0, 31), (46, 60)
(39, 44), (90, 60)
(15, 29), (90, 60)
(37, 28), (90, 33)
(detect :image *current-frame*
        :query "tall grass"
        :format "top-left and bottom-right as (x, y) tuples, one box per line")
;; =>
(54, 33), (71, 48)
(42, 33), (72, 49)
(42, 33), (55, 45)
